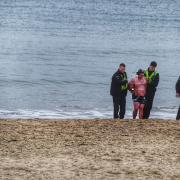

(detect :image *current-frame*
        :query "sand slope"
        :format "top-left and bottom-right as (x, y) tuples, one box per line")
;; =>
(0, 119), (180, 180)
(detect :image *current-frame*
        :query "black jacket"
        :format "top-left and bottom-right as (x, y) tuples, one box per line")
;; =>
(145, 69), (160, 96)
(110, 70), (128, 97)
(176, 76), (180, 94)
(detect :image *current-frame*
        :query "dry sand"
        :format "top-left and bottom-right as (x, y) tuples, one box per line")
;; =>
(0, 119), (180, 180)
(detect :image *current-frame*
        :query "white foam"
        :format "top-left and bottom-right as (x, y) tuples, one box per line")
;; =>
(0, 107), (178, 120)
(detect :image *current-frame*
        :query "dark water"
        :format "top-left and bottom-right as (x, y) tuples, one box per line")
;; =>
(0, 0), (179, 119)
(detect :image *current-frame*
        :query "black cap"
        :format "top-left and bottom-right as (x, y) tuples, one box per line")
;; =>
(137, 69), (144, 75)
(150, 61), (157, 67)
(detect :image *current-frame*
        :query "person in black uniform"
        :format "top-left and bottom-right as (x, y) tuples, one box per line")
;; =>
(143, 61), (160, 119)
(176, 76), (180, 120)
(110, 63), (128, 119)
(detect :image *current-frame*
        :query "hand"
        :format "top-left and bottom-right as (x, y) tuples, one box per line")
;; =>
(122, 80), (128, 84)
(147, 79), (151, 84)
(130, 89), (135, 94)
(176, 93), (180, 97)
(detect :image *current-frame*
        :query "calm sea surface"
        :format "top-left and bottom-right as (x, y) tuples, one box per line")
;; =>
(0, 0), (179, 119)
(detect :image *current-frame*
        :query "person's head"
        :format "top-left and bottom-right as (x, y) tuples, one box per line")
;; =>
(118, 63), (126, 73)
(149, 61), (157, 72)
(137, 69), (144, 79)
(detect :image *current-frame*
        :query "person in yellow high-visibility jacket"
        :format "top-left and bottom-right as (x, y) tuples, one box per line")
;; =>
(143, 61), (160, 119)
(110, 63), (128, 119)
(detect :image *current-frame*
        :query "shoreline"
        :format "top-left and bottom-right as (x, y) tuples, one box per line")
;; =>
(0, 119), (180, 179)
(0, 106), (178, 120)
(0, 117), (178, 121)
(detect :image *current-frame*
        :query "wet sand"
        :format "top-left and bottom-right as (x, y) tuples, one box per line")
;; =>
(0, 119), (180, 180)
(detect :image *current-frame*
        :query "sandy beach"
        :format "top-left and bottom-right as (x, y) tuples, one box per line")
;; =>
(0, 119), (180, 180)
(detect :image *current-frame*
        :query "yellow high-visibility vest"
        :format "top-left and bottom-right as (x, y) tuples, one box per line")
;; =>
(144, 70), (158, 84)
(121, 73), (128, 91)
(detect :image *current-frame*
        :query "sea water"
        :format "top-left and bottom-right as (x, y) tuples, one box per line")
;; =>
(0, 0), (179, 119)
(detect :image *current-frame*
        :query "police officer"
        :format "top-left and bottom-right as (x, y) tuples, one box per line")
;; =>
(110, 63), (128, 119)
(176, 76), (180, 120)
(144, 61), (160, 119)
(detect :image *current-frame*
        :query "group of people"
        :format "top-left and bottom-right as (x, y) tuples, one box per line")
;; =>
(110, 61), (180, 120)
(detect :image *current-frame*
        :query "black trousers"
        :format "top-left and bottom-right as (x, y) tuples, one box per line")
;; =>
(144, 93), (155, 119)
(177, 106), (180, 120)
(113, 96), (126, 119)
